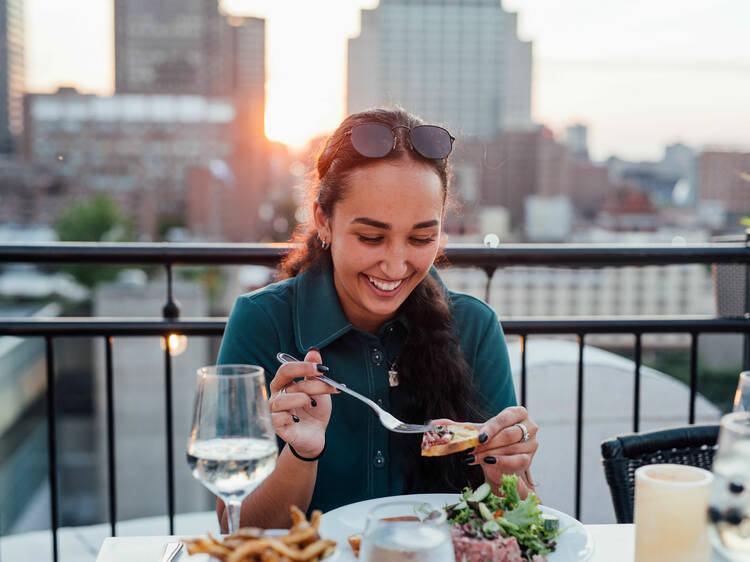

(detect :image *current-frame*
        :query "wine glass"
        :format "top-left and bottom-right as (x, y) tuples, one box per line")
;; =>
(359, 501), (455, 562)
(733, 372), (750, 412)
(186, 364), (277, 534)
(708, 412), (750, 560)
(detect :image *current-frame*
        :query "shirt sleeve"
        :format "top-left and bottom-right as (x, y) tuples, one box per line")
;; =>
(472, 308), (518, 417)
(217, 295), (281, 386)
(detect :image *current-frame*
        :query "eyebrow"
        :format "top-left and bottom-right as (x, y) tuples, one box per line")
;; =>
(351, 218), (439, 230)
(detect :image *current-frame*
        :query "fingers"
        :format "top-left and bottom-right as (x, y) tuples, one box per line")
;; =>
(269, 350), (329, 395)
(476, 407), (538, 450)
(272, 411), (297, 428)
(304, 349), (322, 364)
(477, 406), (527, 439)
(270, 391), (312, 413)
(471, 453), (532, 473)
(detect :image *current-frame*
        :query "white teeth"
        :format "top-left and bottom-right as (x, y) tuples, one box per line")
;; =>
(367, 275), (403, 291)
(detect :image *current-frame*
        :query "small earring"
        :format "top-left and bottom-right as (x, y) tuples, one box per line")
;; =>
(320, 235), (329, 250)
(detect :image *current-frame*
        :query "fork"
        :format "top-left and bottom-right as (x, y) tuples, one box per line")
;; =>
(276, 352), (445, 434)
(159, 541), (183, 562)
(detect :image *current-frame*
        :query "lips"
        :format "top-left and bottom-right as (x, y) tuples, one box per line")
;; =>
(366, 275), (405, 292)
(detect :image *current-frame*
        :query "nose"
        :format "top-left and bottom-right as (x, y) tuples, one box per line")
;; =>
(379, 242), (408, 279)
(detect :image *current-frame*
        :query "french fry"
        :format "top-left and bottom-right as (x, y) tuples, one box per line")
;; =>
(182, 506), (336, 562)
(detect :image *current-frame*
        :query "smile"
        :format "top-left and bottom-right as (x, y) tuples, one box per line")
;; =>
(366, 275), (405, 292)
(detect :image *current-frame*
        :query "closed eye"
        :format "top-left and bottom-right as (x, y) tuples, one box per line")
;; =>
(358, 234), (383, 244)
(410, 237), (436, 245)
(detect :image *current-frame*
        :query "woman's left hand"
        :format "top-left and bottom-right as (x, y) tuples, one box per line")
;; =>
(435, 406), (539, 495)
(474, 405), (538, 474)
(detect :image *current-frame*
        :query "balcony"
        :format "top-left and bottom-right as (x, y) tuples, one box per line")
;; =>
(1, 241), (749, 561)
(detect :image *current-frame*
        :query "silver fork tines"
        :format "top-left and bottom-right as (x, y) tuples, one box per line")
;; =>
(276, 353), (445, 435)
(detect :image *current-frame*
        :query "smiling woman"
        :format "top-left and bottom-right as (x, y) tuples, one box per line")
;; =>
(215, 107), (539, 531)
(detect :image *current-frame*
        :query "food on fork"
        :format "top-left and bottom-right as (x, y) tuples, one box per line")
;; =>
(421, 423), (480, 456)
(183, 505), (336, 561)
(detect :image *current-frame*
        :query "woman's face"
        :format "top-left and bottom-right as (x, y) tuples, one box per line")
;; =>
(315, 160), (444, 333)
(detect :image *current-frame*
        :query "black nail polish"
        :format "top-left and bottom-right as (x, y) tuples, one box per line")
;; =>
(316, 364), (329, 373)
(463, 454), (475, 464)
(292, 414), (300, 423)
(478, 433), (488, 444)
(310, 398), (317, 407)
(465, 447), (475, 454)
(483, 456), (497, 464)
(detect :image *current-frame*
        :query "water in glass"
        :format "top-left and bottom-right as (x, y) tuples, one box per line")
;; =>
(360, 501), (455, 562)
(708, 412), (750, 560)
(186, 364), (277, 533)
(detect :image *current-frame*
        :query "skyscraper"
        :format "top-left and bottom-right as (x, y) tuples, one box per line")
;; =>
(114, 0), (265, 98)
(347, 0), (532, 139)
(0, 0), (24, 153)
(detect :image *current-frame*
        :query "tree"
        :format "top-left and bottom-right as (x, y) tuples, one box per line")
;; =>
(55, 194), (137, 287)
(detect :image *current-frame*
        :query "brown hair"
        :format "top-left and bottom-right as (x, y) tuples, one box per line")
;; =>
(281, 107), (485, 492)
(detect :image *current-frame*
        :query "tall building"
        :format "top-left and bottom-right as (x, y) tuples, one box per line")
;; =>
(0, 0), (24, 153)
(698, 150), (750, 219)
(114, 0), (265, 98)
(347, 0), (532, 138)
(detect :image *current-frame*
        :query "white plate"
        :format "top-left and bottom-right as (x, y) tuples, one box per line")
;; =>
(318, 493), (594, 561)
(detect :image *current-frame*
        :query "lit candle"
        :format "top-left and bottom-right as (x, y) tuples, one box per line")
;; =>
(634, 464), (714, 561)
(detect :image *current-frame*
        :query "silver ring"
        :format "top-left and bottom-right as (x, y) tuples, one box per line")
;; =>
(279, 385), (288, 396)
(513, 422), (530, 443)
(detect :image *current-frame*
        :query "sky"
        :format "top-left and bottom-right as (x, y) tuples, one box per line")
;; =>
(24, 0), (750, 161)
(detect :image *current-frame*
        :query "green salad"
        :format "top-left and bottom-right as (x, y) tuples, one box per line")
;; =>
(446, 475), (562, 559)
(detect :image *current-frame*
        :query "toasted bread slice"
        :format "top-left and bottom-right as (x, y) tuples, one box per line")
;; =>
(347, 532), (362, 557)
(421, 423), (479, 457)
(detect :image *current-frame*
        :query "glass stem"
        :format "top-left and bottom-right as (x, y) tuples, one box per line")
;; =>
(226, 500), (242, 533)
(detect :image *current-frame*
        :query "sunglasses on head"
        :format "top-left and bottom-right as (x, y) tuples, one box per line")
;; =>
(338, 122), (456, 161)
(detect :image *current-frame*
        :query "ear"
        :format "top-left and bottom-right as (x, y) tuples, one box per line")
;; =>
(312, 200), (330, 240)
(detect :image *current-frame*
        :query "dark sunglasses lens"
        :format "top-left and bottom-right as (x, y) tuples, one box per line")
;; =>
(350, 123), (394, 158)
(410, 125), (453, 159)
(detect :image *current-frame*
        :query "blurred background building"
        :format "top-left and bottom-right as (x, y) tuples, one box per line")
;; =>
(347, 0), (533, 137)
(0, 0), (24, 154)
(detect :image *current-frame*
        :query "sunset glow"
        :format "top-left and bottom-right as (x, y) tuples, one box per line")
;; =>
(24, 0), (750, 159)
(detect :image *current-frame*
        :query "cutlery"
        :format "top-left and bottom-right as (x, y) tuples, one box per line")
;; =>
(276, 352), (445, 434)
(159, 541), (183, 562)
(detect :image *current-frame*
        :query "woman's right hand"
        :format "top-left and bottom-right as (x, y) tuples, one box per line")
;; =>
(268, 349), (336, 458)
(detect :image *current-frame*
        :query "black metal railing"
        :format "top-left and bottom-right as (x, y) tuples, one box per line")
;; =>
(1, 241), (749, 560)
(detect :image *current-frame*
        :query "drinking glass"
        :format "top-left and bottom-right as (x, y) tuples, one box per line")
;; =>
(186, 364), (277, 534)
(634, 464), (714, 562)
(733, 372), (750, 412)
(359, 501), (455, 562)
(708, 412), (750, 560)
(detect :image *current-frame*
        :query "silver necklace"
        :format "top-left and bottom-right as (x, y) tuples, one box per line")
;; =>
(388, 358), (399, 387)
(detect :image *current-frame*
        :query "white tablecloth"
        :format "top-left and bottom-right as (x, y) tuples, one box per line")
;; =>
(96, 524), (636, 561)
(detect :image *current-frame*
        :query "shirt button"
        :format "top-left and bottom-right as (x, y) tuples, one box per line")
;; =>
(377, 398), (384, 407)
(371, 349), (384, 365)
(387, 326), (395, 333)
(373, 450), (386, 469)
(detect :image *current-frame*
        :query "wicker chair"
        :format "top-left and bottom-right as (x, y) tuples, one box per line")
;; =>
(601, 424), (720, 523)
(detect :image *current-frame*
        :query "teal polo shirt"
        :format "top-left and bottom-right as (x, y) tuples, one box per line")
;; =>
(217, 262), (516, 513)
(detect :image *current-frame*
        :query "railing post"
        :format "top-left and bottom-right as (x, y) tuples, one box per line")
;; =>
(481, 266), (496, 305)
(163, 264), (180, 320)
(45, 337), (59, 562)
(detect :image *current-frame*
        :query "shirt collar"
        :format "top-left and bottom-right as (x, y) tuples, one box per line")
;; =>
(293, 263), (446, 351)
(294, 262), (354, 351)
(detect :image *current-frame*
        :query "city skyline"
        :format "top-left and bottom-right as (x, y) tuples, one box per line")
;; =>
(24, 0), (750, 160)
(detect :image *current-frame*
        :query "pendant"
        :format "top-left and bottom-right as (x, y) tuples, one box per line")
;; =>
(388, 367), (399, 387)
